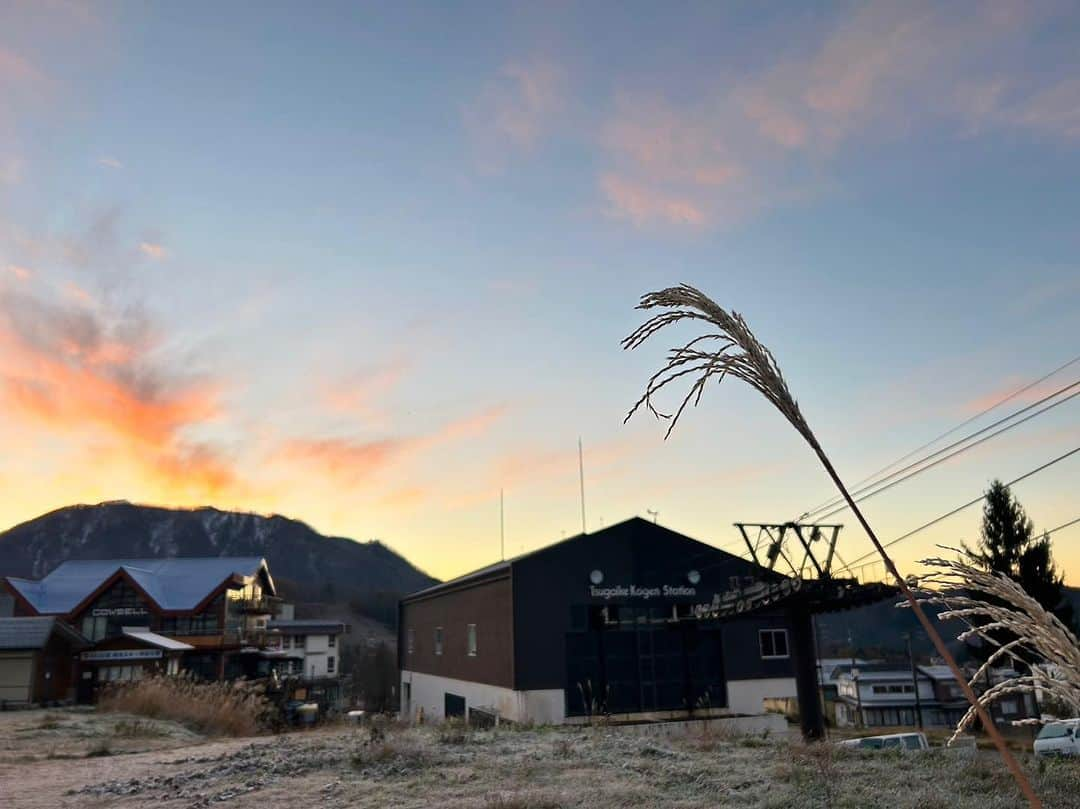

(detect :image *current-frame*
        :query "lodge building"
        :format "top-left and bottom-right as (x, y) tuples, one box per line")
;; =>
(3, 557), (281, 698)
(398, 517), (800, 725)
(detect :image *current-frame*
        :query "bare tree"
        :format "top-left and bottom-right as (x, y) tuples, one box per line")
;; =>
(622, 284), (1041, 808)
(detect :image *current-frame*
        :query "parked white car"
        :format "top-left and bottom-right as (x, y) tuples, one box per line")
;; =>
(839, 732), (930, 751)
(1034, 719), (1080, 758)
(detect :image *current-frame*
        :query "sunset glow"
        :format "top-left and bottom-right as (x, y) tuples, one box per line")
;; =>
(0, 2), (1077, 583)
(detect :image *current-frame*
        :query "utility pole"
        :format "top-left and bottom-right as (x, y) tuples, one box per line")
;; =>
(849, 628), (862, 729)
(905, 632), (924, 729)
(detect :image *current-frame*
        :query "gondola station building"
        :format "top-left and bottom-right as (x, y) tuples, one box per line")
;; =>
(398, 517), (801, 725)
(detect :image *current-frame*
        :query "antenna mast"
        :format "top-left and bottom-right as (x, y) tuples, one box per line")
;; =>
(578, 437), (587, 533)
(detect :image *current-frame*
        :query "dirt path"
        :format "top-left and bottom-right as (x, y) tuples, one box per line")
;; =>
(0, 734), (276, 808)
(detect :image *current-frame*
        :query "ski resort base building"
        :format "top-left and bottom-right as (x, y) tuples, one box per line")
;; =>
(398, 518), (799, 725)
(3, 557), (282, 700)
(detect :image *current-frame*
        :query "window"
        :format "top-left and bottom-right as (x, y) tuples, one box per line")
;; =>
(434, 626), (444, 656)
(759, 629), (789, 659)
(328, 634), (336, 648)
(295, 635), (306, 649)
(407, 628), (415, 654)
(81, 614), (108, 641)
(872, 684), (916, 695)
(467, 624), (477, 657)
(327, 655), (335, 673)
(283, 635), (291, 649)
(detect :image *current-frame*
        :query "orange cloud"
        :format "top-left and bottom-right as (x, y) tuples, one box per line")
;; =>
(600, 174), (706, 227)
(0, 285), (233, 497)
(61, 280), (93, 304)
(323, 362), (410, 426)
(277, 436), (407, 484)
(139, 242), (168, 260)
(277, 404), (509, 485)
(431, 405), (508, 444)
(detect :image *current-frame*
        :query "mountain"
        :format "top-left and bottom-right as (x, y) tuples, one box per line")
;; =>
(0, 501), (437, 626)
(817, 585), (1080, 662)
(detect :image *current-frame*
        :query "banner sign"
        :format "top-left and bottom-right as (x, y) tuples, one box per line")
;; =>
(80, 649), (162, 661)
(589, 584), (697, 600)
(91, 607), (149, 617)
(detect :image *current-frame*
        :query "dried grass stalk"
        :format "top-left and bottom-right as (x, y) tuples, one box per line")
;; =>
(912, 552), (1080, 743)
(99, 673), (271, 737)
(623, 284), (1043, 808)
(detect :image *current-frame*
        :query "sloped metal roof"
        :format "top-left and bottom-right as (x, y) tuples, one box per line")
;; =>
(0, 616), (89, 650)
(6, 557), (270, 614)
(121, 626), (195, 651)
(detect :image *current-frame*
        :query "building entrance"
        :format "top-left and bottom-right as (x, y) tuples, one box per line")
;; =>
(564, 606), (726, 717)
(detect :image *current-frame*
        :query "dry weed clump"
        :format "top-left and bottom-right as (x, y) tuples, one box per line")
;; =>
(111, 718), (165, 738)
(350, 735), (431, 777)
(98, 674), (270, 737)
(478, 796), (562, 809)
(913, 552), (1080, 743)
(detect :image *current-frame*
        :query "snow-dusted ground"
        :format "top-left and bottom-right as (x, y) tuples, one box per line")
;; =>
(2, 712), (1078, 809)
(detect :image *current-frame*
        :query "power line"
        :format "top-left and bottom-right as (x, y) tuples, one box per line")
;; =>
(810, 385), (1080, 522)
(798, 353), (1080, 520)
(802, 377), (1080, 521)
(845, 444), (1080, 568)
(1044, 516), (1080, 536)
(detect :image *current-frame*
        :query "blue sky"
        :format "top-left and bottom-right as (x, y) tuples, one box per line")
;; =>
(0, 1), (1078, 581)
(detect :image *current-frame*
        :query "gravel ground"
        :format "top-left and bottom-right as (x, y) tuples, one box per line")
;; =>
(0, 708), (203, 762)
(2, 719), (1079, 809)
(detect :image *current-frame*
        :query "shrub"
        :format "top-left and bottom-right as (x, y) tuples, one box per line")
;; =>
(350, 737), (430, 776)
(98, 674), (270, 737)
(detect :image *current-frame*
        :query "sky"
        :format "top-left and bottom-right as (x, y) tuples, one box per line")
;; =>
(0, 1), (1078, 584)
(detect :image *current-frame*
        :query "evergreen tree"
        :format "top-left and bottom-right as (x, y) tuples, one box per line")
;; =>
(967, 480), (1074, 630)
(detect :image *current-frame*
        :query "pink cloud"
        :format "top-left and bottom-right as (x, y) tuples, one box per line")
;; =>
(466, 58), (565, 169)
(1008, 78), (1080, 139)
(958, 380), (1069, 416)
(600, 174), (706, 227)
(590, 2), (1058, 229)
(4, 264), (31, 281)
(97, 156), (123, 169)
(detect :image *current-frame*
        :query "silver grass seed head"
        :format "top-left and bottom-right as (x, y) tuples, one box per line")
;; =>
(622, 284), (816, 446)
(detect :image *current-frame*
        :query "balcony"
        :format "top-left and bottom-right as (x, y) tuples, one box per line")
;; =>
(235, 595), (284, 615)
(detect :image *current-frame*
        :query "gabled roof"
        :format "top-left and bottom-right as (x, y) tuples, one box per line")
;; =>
(0, 616), (89, 650)
(402, 516), (767, 603)
(5, 557), (272, 615)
